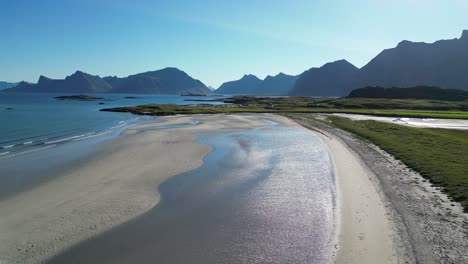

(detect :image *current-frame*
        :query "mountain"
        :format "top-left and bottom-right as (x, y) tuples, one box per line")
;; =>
(103, 67), (210, 94)
(4, 68), (210, 95)
(348, 86), (468, 101)
(289, 60), (359, 96)
(0, 81), (18, 90)
(253, 73), (298, 95)
(4, 71), (113, 93)
(216, 74), (263, 95)
(215, 73), (298, 95)
(352, 30), (468, 91)
(207, 86), (216, 91)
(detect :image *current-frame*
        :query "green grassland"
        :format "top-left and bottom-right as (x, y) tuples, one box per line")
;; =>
(292, 114), (468, 212)
(101, 96), (468, 119)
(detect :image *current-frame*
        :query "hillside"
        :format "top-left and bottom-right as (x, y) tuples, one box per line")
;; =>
(289, 60), (359, 97)
(352, 30), (468, 91)
(215, 74), (263, 95)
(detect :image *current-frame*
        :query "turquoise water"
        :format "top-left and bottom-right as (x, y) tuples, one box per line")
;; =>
(0, 92), (224, 194)
(48, 117), (336, 264)
(0, 92), (224, 157)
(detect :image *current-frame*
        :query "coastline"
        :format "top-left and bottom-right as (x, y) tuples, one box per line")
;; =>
(293, 119), (401, 263)
(291, 116), (468, 264)
(2, 113), (464, 263)
(0, 114), (267, 264)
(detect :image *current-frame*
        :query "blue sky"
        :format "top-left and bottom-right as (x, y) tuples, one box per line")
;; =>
(1, 0), (467, 87)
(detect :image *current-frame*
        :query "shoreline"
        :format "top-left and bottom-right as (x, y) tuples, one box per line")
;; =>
(299, 121), (402, 263)
(2, 113), (463, 263)
(291, 115), (468, 263)
(0, 114), (268, 264)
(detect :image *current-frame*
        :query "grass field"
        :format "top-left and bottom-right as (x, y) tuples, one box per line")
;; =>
(292, 114), (468, 212)
(101, 96), (468, 119)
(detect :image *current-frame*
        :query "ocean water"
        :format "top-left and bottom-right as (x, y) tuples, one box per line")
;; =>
(0, 92), (224, 157)
(48, 117), (336, 264)
(0, 92), (224, 194)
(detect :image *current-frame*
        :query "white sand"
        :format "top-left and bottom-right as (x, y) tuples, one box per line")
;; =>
(0, 114), (267, 264)
(0, 113), (401, 264)
(291, 119), (399, 264)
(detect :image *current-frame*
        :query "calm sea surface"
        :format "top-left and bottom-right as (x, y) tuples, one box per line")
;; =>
(0, 92), (224, 194)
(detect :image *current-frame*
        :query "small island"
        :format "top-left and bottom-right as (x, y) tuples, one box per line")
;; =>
(54, 94), (104, 101)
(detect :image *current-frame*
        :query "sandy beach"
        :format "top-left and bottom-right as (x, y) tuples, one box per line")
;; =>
(3, 113), (465, 264)
(0, 115), (267, 263)
(294, 116), (468, 264)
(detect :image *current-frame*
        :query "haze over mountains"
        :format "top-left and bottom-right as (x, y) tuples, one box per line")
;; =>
(3, 30), (468, 96)
(4, 68), (211, 95)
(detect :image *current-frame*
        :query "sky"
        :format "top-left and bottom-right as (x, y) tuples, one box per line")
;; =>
(0, 0), (467, 87)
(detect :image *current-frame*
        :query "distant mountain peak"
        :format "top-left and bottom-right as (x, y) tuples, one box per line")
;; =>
(242, 74), (259, 79)
(322, 59), (358, 70)
(333, 59), (351, 64)
(461, 29), (468, 41)
(38, 75), (51, 83)
(397, 40), (413, 47)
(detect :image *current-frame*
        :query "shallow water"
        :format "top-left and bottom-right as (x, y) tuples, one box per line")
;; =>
(0, 92), (225, 157)
(48, 118), (336, 264)
(0, 93), (224, 195)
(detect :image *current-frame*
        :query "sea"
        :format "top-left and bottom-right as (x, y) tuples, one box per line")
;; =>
(0, 92), (225, 194)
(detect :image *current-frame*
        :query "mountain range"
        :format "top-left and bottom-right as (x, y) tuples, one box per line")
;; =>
(218, 30), (468, 96)
(4, 68), (211, 95)
(216, 73), (298, 95)
(3, 30), (468, 96)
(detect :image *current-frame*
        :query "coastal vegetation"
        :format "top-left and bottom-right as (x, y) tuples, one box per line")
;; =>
(101, 96), (468, 119)
(348, 86), (468, 101)
(290, 114), (468, 212)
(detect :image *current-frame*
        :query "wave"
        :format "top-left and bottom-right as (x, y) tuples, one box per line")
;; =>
(0, 145), (56, 160)
(1, 117), (143, 159)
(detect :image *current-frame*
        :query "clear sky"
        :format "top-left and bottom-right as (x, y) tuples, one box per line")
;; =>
(0, 0), (467, 87)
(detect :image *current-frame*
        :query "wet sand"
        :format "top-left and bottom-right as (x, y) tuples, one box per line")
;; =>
(47, 114), (337, 264)
(0, 115), (267, 264)
(0, 114), (407, 264)
(293, 115), (468, 263)
(310, 127), (398, 263)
